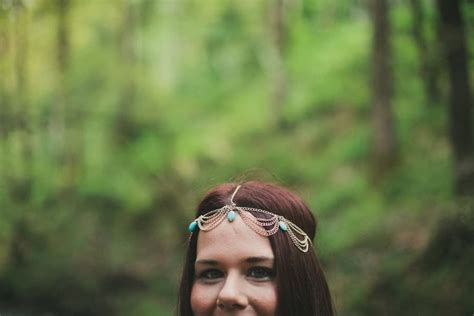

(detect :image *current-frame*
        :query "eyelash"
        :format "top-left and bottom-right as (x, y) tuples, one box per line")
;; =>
(248, 267), (275, 279)
(197, 267), (275, 281)
(197, 269), (223, 280)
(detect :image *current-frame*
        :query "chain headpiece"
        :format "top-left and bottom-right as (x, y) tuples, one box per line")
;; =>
(188, 185), (312, 253)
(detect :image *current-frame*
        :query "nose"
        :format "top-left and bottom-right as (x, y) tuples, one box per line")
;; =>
(216, 272), (248, 310)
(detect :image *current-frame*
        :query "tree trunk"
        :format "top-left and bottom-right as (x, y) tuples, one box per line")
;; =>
(0, 6), (11, 139)
(436, 0), (474, 195)
(0, 7), (8, 202)
(13, 0), (28, 135)
(12, 0), (32, 197)
(269, 0), (288, 129)
(115, 0), (138, 145)
(49, 0), (68, 161)
(57, 0), (70, 109)
(54, 0), (81, 189)
(370, 0), (398, 177)
(409, 0), (440, 106)
(7, 0), (33, 274)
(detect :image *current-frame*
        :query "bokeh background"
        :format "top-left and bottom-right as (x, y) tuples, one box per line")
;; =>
(1, 0), (473, 315)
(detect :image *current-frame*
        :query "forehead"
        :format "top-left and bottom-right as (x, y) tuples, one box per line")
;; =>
(196, 215), (274, 260)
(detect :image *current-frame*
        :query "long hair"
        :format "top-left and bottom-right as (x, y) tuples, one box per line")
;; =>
(177, 181), (334, 316)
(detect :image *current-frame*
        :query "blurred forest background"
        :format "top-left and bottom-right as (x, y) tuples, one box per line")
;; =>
(0, 0), (473, 315)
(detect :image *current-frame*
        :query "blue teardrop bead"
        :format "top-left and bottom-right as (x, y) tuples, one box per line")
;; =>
(279, 221), (288, 231)
(188, 220), (198, 233)
(227, 210), (236, 222)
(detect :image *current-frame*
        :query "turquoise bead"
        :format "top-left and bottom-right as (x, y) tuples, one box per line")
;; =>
(188, 220), (198, 233)
(279, 221), (288, 231)
(227, 210), (236, 222)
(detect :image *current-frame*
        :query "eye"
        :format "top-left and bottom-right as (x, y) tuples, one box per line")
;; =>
(197, 269), (223, 281)
(247, 267), (275, 280)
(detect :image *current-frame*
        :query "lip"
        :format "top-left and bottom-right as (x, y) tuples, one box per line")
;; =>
(214, 311), (256, 316)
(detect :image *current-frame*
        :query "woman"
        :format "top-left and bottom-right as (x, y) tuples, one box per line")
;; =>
(178, 181), (334, 315)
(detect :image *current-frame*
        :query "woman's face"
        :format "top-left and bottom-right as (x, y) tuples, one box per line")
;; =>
(191, 215), (277, 316)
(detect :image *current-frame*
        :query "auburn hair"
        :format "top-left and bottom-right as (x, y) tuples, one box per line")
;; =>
(177, 181), (334, 316)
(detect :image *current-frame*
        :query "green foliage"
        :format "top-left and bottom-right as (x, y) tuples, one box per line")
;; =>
(0, 0), (472, 315)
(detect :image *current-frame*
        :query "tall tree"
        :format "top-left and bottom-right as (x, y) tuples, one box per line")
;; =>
(409, 0), (440, 106)
(436, 0), (474, 195)
(370, 0), (398, 176)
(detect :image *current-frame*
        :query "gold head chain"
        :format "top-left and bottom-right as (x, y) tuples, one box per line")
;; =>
(188, 185), (312, 253)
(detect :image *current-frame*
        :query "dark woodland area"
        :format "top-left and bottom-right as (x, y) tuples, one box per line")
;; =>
(0, 0), (473, 315)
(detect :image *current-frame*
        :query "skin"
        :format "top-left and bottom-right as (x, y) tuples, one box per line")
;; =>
(191, 215), (277, 316)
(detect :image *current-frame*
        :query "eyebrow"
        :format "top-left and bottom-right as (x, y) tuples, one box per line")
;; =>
(195, 259), (219, 266)
(245, 256), (274, 264)
(195, 256), (274, 266)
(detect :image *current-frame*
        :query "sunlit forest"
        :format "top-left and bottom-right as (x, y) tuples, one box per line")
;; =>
(0, 0), (473, 315)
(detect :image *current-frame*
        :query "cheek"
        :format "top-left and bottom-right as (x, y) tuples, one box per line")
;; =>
(191, 284), (218, 315)
(249, 284), (278, 315)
